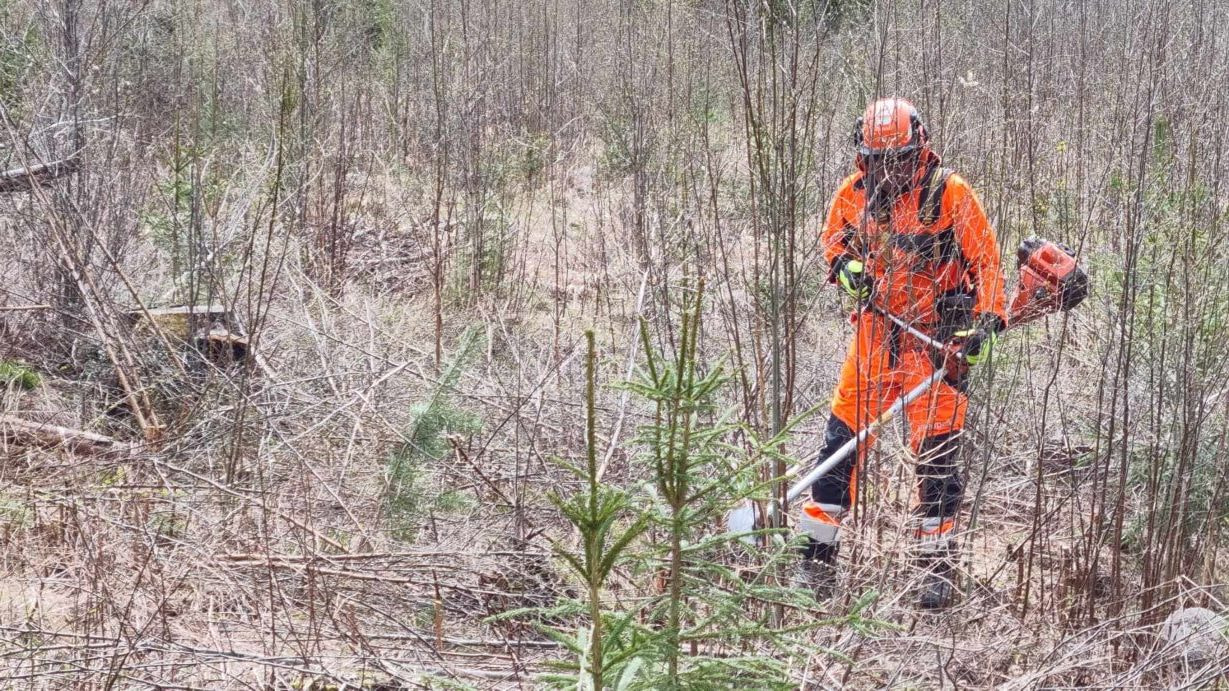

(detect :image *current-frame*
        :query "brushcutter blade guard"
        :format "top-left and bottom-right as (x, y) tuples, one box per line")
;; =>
(1007, 238), (1089, 327)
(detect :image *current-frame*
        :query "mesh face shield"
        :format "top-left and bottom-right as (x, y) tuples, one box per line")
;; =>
(862, 147), (921, 221)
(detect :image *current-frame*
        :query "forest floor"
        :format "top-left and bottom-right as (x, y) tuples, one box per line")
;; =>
(1, 165), (1226, 690)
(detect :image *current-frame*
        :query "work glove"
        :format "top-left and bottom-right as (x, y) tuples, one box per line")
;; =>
(833, 256), (873, 301)
(952, 319), (1002, 366)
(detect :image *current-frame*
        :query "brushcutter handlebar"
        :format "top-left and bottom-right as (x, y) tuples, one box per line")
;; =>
(863, 306), (977, 384)
(872, 307), (947, 352)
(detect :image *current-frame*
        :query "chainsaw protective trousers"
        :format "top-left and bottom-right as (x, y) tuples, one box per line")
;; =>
(829, 311), (967, 449)
(806, 417), (964, 520)
(800, 311), (967, 550)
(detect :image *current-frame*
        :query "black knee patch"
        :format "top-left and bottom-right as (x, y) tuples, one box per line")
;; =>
(811, 415), (857, 507)
(917, 432), (964, 518)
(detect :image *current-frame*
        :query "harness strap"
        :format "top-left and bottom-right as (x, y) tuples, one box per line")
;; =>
(917, 165), (952, 226)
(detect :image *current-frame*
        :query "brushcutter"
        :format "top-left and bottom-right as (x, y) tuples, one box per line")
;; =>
(725, 238), (1088, 538)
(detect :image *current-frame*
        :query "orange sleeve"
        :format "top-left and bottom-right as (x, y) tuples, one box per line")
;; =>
(820, 175), (861, 281)
(945, 174), (1007, 326)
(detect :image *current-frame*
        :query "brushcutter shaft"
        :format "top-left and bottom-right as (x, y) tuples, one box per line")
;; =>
(784, 367), (949, 503)
(874, 308), (950, 354)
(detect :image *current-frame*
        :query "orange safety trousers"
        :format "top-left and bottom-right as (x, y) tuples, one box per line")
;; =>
(814, 310), (967, 510)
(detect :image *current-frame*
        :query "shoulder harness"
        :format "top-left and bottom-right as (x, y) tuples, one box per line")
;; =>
(917, 165), (952, 226)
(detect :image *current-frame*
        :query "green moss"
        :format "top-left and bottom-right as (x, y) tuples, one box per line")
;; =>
(0, 361), (40, 390)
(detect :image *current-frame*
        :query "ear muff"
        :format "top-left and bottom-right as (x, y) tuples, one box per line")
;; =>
(909, 111), (929, 146)
(852, 117), (866, 172)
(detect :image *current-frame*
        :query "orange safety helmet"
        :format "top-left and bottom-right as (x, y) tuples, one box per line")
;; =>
(854, 97), (928, 157)
(853, 97), (935, 218)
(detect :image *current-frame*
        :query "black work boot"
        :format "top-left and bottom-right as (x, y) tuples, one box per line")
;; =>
(914, 514), (960, 609)
(795, 539), (839, 599)
(917, 548), (957, 609)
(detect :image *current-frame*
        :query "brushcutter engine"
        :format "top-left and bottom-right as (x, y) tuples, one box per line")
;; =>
(1007, 238), (1089, 327)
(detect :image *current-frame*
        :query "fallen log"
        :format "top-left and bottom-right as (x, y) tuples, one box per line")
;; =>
(0, 158), (79, 194)
(0, 414), (130, 455)
(0, 305), (52, 312)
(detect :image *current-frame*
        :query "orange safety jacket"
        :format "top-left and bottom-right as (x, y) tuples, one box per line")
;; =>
(821, 163), (1007, 332)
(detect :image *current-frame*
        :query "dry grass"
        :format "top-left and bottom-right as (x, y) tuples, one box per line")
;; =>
(2, 195), (1225, 687)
